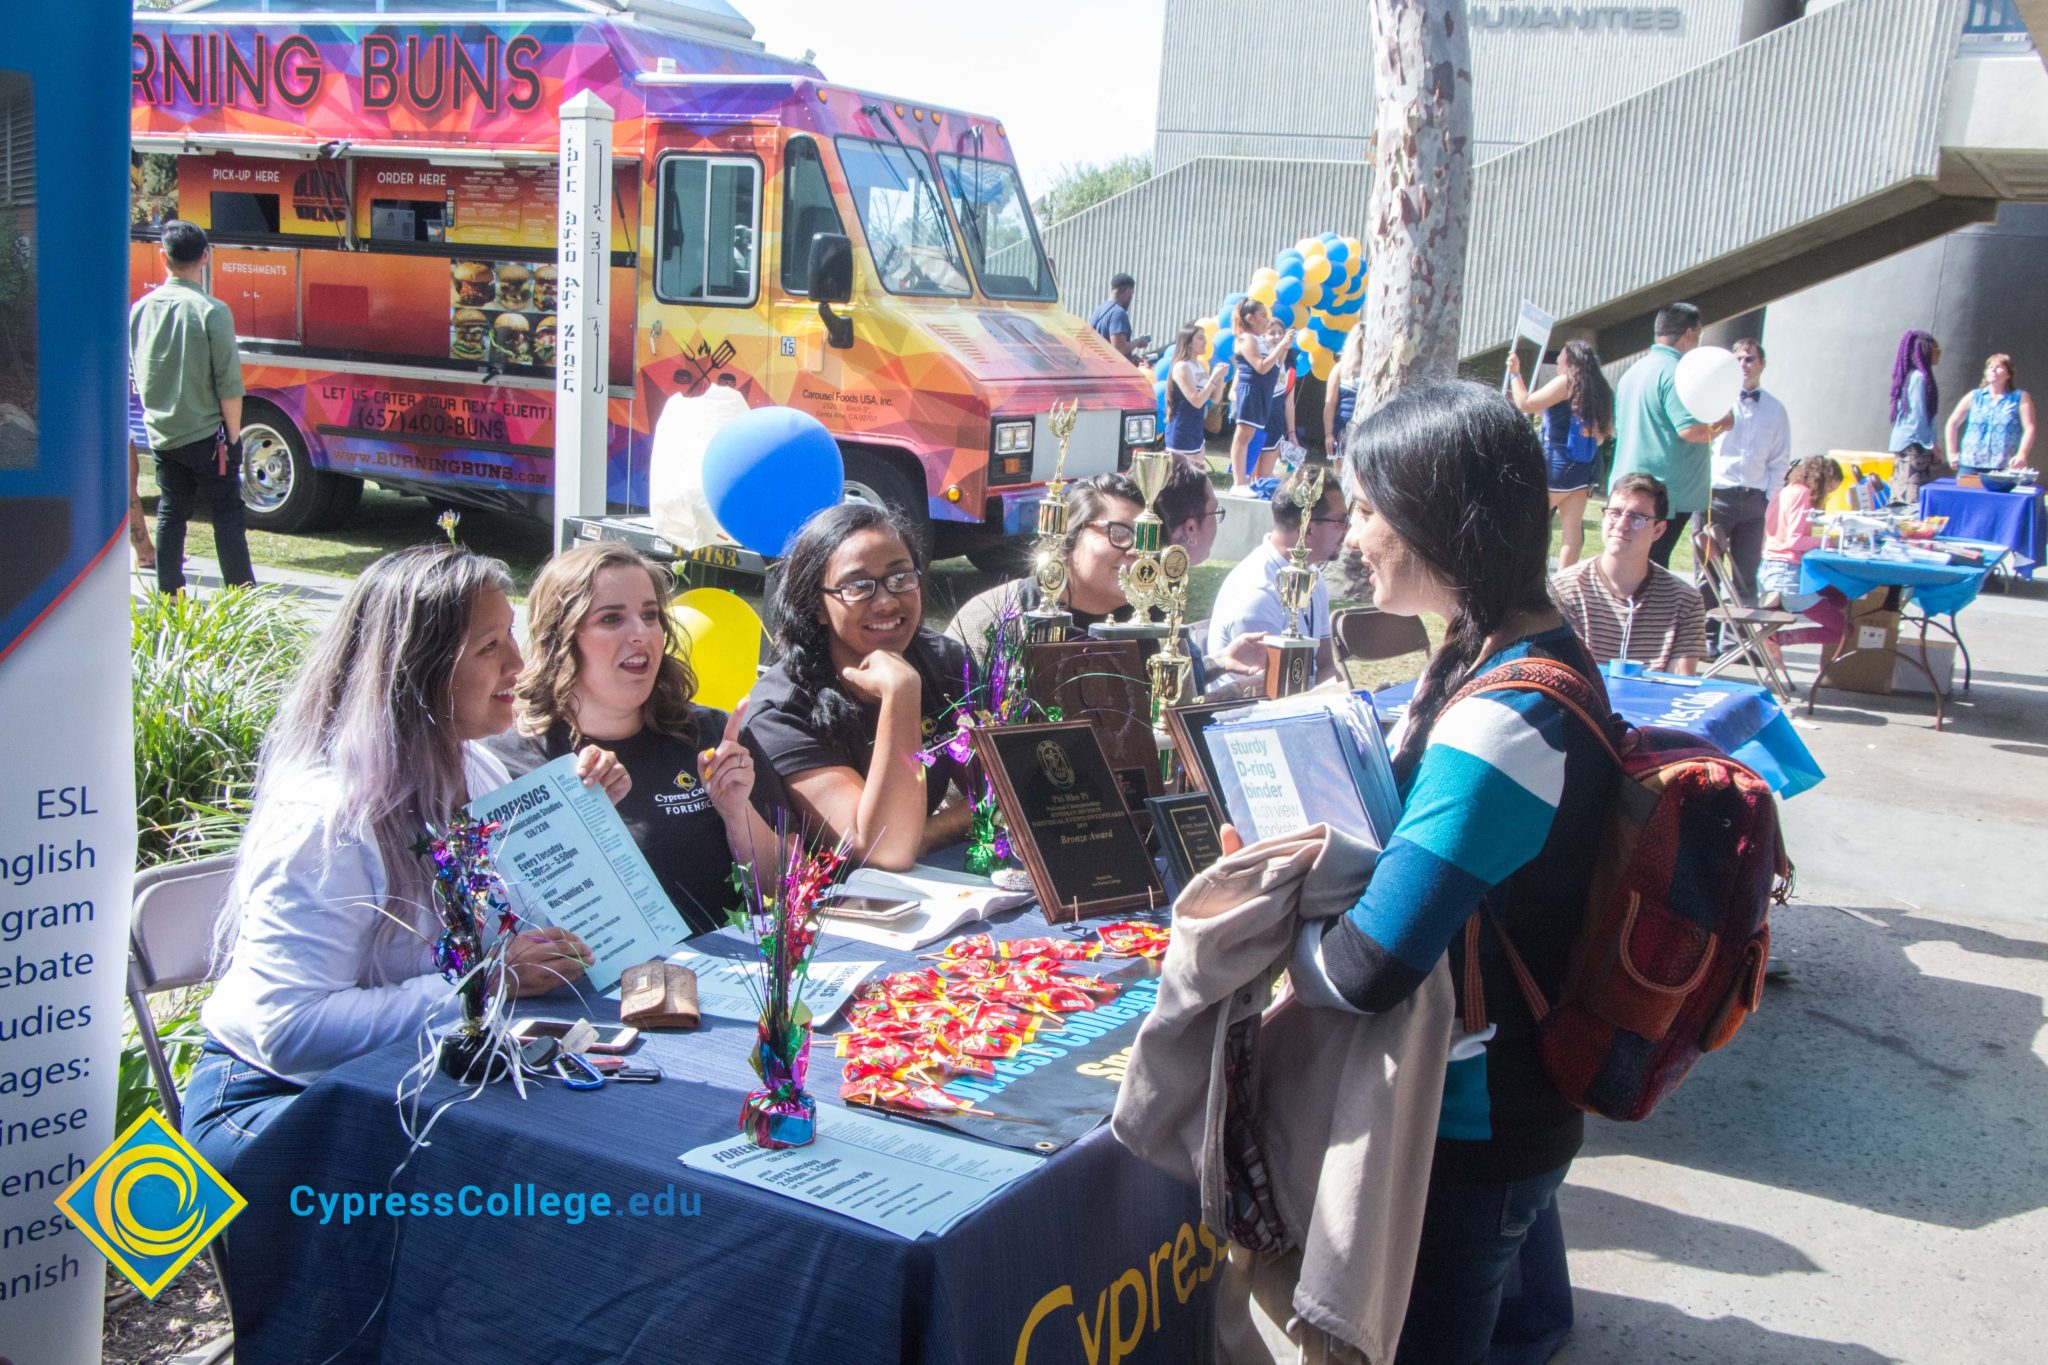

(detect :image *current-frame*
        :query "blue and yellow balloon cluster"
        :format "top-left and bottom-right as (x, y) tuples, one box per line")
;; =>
(1153, 233), (1369, 421)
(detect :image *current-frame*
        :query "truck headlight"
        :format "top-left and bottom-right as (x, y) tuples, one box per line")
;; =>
(994, 420), (1035, 455)
(1122, 413), (1157, 446)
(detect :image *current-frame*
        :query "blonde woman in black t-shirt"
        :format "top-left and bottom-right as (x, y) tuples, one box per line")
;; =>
(488, 543), (777, 935)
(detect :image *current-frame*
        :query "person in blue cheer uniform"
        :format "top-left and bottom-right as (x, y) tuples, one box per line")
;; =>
(1507, 338), (1614, 570)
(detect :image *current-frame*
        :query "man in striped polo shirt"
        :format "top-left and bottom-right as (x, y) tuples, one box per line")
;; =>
(1550, 472), (1706, 674)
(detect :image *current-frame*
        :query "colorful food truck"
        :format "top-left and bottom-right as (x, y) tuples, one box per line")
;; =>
(129, 0), (1155, 562)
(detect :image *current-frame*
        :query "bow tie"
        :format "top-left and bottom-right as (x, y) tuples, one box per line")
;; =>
(1739, 390), (1760, 405)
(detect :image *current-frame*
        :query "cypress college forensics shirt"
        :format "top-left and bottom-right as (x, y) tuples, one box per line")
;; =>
(487, 708), (736, 936)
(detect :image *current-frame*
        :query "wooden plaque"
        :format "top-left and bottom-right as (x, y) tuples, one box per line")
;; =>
(1146, 792), (1225, 898)
(971, 721), (1164, 924)
(1024, 638), (1163, 805)
(1163, 699), (1254, 796)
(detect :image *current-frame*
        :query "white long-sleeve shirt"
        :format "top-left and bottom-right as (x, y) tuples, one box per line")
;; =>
(1711, 387), (1792, 494)
(202, 745), (509, 1086)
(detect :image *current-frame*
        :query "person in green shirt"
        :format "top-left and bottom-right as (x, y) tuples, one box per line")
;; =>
(1610, 302), (1732, 568)
(129, 220), (251, 594)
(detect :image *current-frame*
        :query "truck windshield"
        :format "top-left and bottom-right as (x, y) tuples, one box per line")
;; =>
(835, 136), (971, 298)
(936, 155), (1056, 302)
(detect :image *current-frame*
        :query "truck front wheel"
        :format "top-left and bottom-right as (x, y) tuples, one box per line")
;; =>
(839, 447), (932, 556)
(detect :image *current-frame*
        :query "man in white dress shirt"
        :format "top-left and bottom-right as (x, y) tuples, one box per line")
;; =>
(1708, 338), (1792, 604)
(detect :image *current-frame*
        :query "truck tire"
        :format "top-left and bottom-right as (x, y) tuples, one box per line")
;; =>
(839, 447), (931, 555)
(239, 403), (336, 534)
(312, 473), (364, 530)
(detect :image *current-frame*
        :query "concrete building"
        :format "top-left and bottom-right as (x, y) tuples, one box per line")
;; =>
(1045, 0), (2048, 458)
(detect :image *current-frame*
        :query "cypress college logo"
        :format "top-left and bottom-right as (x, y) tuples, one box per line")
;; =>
(55, 1108), (246, 1298)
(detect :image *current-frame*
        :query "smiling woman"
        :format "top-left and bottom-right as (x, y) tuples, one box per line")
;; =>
(740, 501), (976, 869)
(487, 542), (778, 935)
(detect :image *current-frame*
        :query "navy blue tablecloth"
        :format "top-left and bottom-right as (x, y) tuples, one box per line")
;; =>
(1918, 479), (2042, 579)
(221, 913), (1214, 1364)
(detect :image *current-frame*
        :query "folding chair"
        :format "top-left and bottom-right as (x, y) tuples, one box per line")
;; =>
(129, 853), (238, 1341)
(1691, 525), (1800, 700)
(1331, 606), (1430, 673)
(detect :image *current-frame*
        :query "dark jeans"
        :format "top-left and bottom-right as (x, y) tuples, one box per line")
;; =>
(183, 1039), (303, 1190)
(1395, 1163), (1574, 1365)
(155, 438), (254, 594)
(1648, 511), (1691, 569)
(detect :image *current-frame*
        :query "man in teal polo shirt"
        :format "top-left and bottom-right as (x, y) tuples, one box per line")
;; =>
(1611, 302), (1731, 567)
(129, 220), (251, 595)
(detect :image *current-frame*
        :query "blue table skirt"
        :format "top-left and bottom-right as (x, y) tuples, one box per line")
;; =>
(1373, 668), (1823, 800)
(221, 915), (1215, 1364)
(1919, 480), (2041, 579)
(1799, 543), (2000, 618)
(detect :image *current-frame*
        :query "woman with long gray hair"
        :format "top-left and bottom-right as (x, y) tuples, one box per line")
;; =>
(185, 545), (625, 1181)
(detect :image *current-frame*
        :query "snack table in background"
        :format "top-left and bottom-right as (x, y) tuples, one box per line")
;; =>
(1917, 479), (2042, 580)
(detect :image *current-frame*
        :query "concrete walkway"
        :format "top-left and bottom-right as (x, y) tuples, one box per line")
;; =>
(1558, 577), (2048, 1364)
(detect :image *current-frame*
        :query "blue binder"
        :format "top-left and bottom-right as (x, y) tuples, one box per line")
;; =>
(1202, 691), (1402, 848)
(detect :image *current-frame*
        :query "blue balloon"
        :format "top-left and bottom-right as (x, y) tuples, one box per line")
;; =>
(701, 406), (845, 556)
(1155, 378), (1169, 427)
(1154, 350), (1174, 381)
(1275, 250), (1306, 278)
(1324, 240), (1350, 268)
(1295, 349), (1311, 378)
(1274, 276), (1303, 307)
(1212, 331), (1236, 367)
(1270, 303), (1296, 329)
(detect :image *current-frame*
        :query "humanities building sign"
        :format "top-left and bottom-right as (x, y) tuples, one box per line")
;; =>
(1472, 5), (1685, 30)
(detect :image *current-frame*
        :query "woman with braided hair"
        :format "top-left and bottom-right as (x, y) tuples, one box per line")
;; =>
(1886, 329), (1949, 504)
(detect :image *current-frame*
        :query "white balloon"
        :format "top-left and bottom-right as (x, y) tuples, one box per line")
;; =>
(1673, 346), (1742, 423)
(648, 386), (748, 548)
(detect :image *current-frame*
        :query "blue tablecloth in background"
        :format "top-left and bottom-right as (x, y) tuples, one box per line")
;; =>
(1799, 540), (2005, 618)
(1372, 667), (1823, 799)
(220, 912), (1212, 1364)
(1918, 480), (2041, 580)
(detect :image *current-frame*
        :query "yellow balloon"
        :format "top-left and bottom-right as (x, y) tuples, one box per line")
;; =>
(1200, 316), (1219, 335)
(671, 587), (765, 712)
(1249, 280), (1277, 307)
(1250, 267), (1280, 289)
(1303, 255), (1332, 285)
(1294, 236), (1322, 256)
(1341, 236), (1363, 261)
(1311, 349), (1336, 382)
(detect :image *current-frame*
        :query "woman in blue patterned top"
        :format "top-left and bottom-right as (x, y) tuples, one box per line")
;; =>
(1287, 381), (1616, 1365)
(1944, 352), (2036, 474)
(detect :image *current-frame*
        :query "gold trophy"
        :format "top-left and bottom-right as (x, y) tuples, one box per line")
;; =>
(1265, 464), (1326, 698)
(1102, 447), (1192, 714)
(1024, 400), (1079, 643)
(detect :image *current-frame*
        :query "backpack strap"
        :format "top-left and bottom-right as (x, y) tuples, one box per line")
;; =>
(1449, 657), (1619, 1036)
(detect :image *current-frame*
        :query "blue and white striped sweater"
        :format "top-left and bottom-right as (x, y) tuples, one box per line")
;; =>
(1292, 638), (1578, 1139)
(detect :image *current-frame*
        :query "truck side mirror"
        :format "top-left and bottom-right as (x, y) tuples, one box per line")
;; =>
(808, 234), (854, 349)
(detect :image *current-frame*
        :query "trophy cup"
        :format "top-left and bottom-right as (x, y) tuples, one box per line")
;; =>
(1101, 447), (1192, 715)
(1264, 464), (1326, 698)
(1024, 399), (1078, 644)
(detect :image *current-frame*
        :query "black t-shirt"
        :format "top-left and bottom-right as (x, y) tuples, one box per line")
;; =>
(485, 708), (735, 937)
(741, 627), (971, 820)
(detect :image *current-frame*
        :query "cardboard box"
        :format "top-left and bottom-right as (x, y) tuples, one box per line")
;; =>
(1892, 638), (1957, 695)
(1829, 589), (1900, 696)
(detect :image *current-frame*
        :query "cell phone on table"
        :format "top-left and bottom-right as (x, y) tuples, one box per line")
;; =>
(511, 1018), (639, 1054)
(819, 892), (919, 923)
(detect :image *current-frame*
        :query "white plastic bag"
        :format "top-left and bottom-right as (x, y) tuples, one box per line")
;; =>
(648, 387), (749, 548)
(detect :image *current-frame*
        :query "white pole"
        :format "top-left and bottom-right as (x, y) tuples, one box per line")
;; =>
(555, 90), (614, 538)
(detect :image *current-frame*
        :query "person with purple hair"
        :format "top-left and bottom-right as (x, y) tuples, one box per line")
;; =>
(1886, 329), (1949, 504)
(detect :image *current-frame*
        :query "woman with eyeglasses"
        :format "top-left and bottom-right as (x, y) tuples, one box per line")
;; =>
(1506, 339), (1615, 569)
(945, 473), (1145, 665)
(486, 543), (777, 935)
(741, 502), (975, 869)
